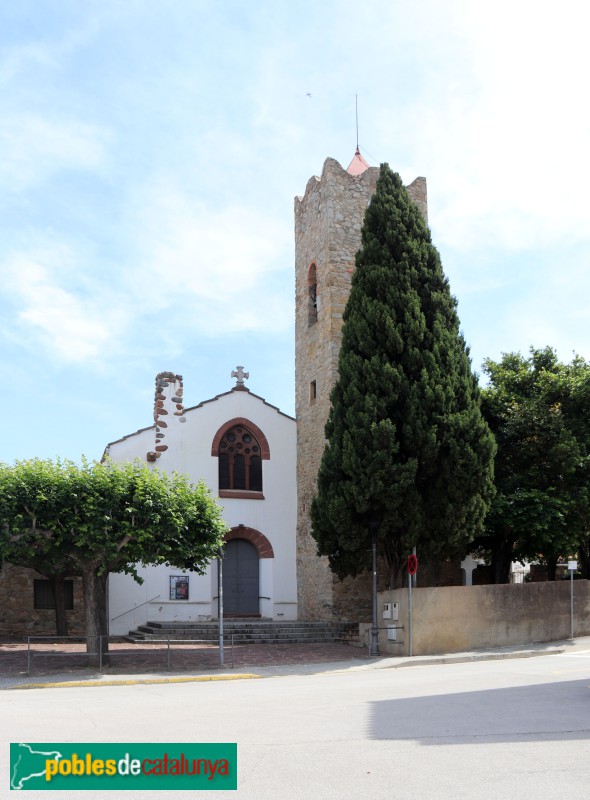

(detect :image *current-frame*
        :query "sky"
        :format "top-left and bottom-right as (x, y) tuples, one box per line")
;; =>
(1, 0), (589, 464)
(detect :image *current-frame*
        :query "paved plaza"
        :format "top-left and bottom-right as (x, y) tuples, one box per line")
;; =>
(0, 638), (371, 682)
(1, 634), (588, 690)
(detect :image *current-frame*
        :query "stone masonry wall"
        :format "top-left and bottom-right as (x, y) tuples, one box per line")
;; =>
(0, 564), (85, 636)
(147, 372), (185, 462)
(295, 157), (428, 621)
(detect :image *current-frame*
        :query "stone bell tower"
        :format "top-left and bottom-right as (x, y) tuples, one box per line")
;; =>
(295, 152), (427, 621)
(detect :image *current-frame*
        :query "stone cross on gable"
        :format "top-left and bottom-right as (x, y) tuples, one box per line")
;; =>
(232, 366), (249, 387)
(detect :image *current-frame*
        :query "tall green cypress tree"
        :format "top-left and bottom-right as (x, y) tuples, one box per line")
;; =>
(310, 164), (495, 586)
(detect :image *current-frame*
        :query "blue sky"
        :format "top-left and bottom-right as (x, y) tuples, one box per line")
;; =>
(1, 0), (589, 464)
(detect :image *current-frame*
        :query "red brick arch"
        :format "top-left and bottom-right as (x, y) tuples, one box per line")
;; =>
(225, 527), (274, 559)
(211, 418), (270, 459)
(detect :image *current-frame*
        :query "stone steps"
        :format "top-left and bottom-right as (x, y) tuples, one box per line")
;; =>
(126, 620), (359, 645)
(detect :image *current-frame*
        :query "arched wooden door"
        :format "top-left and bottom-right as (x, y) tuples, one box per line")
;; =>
(223, 539), (259, 615)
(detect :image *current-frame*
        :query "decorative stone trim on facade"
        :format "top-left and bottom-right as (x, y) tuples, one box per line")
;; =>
(147, 372), (185, 461)
(225, 526), (274, 559)
(211, 417), (271, 459)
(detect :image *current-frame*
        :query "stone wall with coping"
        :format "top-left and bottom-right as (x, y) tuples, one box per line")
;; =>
(364, 581), (590, 656)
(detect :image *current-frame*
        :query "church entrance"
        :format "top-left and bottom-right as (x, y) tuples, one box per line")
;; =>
(223, 539), (260, 616)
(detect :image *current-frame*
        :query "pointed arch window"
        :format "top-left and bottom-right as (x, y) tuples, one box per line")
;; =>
(216, 423), (265, 498)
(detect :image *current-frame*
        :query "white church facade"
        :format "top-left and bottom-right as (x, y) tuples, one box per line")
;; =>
(105, 369), (297, 635)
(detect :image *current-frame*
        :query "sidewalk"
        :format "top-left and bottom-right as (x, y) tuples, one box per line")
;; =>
(2, 635), (590, 690)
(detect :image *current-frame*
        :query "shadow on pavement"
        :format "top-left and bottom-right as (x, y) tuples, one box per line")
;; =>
(369, 678), (590, 744)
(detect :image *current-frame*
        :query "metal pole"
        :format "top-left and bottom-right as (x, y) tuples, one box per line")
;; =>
(27, 637), (31, 675)
(570, 569), (574, 640)
(408, 571), (413, 657)
(218, 549), (224, 667)
(167, 637), (171, 671)
(369, 521), (380, 657)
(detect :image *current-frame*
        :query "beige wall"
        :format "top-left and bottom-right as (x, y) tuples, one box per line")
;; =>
(360, 582), (590, 656)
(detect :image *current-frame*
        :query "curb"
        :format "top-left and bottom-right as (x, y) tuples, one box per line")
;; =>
(6, 673), (262, 691)
(390, 647), (566, 668)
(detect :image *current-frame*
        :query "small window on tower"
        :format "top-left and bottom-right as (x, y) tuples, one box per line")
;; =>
(308, 263), (318, 325)
(310, 380), (317, 402)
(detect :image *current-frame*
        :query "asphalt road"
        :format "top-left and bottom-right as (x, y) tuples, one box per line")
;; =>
(2, 650), (590, 799)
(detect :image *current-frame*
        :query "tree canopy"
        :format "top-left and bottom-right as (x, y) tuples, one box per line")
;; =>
(311, 164), (495, 586)
(0, 458), (228, 653)
(479, 348), (590, 581)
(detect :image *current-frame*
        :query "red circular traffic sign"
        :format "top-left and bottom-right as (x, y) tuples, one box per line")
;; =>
(407, 554), (418, 575)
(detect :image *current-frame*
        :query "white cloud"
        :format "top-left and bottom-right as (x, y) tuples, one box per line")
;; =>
(0, 43), (57, 85)
(192, 291), (293, 337)
(3, 245), (127, 363)
(0, 114), (110, 193)
(126, 178), (293, 334)
(1, 0), (587, 376)
(0, 179), (294, 368)
(371, 0), (590, 255)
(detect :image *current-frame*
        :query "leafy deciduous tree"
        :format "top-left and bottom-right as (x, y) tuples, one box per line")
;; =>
(479, 348), (590, 582)
(0, 458), (227, 658)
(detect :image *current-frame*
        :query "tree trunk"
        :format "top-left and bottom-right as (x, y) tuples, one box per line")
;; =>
(491, 536), (513, 584)
(578, 538), (590, 580)
(82, 569), (109, 668)
(546, 556), (558, 581)
(51, 575), (69, 636)
(381, 541), (405, 589)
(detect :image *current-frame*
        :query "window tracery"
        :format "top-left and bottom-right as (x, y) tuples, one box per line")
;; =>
(218, 425), (263, 492)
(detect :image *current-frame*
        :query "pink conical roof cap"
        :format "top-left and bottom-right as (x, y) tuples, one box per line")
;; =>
(346, 146), (370, 176)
